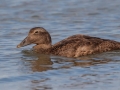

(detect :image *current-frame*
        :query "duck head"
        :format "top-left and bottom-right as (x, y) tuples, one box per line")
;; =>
(17, 27), (52, 48)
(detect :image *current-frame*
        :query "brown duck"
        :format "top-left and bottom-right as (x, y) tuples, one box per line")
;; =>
(17, 27), (120, 57)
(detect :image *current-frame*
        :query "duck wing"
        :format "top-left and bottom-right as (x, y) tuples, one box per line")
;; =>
(52, 34), (120, 57)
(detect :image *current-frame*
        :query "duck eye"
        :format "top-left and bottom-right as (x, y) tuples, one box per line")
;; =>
(35, 31), (39, 34)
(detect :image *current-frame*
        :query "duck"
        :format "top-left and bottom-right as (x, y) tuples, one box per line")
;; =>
(17, 27), (120, 57)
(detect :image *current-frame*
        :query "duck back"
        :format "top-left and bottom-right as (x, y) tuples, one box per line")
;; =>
(51, 34), (120, 57)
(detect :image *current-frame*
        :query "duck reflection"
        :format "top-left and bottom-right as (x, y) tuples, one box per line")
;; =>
(22, 50), (115, 73)
(52, 55), (112, 68)
(27, 54), (114, 90)
(30, 54), (53, 72)
(21, 51), (118, 90)
(21, 50), (53, 72)
(73, 58), (111, 67)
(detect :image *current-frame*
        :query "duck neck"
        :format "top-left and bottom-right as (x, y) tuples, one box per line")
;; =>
(33, 44), (52, 54)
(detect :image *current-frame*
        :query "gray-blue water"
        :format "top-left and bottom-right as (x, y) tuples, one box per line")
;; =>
(0, 0), (120, 90)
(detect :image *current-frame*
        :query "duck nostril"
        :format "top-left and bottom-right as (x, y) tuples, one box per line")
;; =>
(23, 40), (25, 44)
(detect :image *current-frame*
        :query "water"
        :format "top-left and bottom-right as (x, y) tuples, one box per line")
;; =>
(0, 0), (120, 90)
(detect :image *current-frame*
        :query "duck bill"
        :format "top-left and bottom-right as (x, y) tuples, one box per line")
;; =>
(17, 36), (31, 48)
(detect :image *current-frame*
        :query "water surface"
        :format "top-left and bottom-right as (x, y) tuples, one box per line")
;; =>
(0, 0), (120, 90)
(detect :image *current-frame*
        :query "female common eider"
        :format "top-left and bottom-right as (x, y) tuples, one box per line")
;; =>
(17, 27), (120, 57)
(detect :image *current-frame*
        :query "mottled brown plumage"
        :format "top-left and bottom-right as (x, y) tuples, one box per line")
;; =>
(17, 27), (120, 57)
